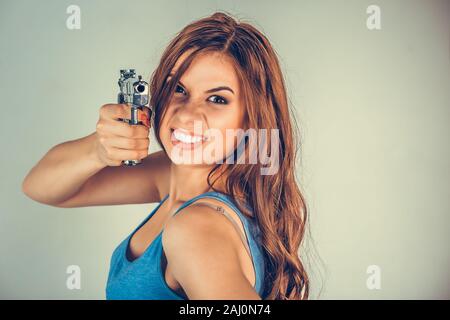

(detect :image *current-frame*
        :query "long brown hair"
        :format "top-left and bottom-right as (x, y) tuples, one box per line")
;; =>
(149, 11), (309, 300)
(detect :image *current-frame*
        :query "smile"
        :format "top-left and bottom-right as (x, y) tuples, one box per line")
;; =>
(170, 128), (208, 150)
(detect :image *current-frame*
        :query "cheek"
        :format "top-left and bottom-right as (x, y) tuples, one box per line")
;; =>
(210, 112), (245, 159)
(211, 102), (244, 129)
(158, 110), (174, 145)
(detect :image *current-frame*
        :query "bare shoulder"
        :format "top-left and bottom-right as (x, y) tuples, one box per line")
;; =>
(161, 203), (260, 299)
(162, 203), (238, 249)
(162, 198), (248, 257)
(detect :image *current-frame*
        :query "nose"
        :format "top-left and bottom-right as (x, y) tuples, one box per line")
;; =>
(174, 99), (204, 124)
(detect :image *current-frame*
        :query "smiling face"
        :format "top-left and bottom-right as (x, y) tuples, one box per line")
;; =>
(159, 50), (245, 167)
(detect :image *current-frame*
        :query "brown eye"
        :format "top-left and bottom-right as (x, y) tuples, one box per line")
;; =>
(207, 95), (228, 105)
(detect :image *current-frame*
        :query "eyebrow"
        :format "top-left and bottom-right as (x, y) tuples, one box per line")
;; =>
(168, 73), (235, 95)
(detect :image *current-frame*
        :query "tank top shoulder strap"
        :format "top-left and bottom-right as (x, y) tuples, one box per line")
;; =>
(187, 201), (252, 258)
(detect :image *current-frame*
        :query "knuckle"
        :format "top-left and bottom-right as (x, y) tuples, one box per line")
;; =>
(131, 150), (140, 159)
(105, 148), (113, 158)
(123, 126), (134, 138)
(118, 104), (128, 118)
(138, 126), (149, 137)
(96, 121), (103, 131)
(131, 126), (141, 138)
(128, 138), (138, 149)
(136, 140), (145, 150)
(100, 104), (110, 114)
(118, 104), (127, 115)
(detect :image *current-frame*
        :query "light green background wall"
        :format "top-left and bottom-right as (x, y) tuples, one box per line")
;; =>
(0, 0), (448, 299)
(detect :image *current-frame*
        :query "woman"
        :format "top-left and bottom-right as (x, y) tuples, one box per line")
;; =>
(22, 12), (308, 300)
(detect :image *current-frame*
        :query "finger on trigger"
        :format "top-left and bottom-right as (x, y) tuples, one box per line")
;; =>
(138, 111), (150, 128)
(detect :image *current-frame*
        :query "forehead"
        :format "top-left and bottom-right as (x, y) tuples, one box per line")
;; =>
(171, 49), (239, 90)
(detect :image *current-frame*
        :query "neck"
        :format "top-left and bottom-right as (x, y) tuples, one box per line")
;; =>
(164, 163), (228, 210)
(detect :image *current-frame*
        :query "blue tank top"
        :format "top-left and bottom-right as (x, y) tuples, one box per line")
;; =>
(105, 191), (265, 299)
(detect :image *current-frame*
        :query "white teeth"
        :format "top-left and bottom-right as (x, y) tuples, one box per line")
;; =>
(173, 129), (204, 144)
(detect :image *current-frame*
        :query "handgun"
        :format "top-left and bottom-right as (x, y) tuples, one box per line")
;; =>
(117, 69), (150, 166)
